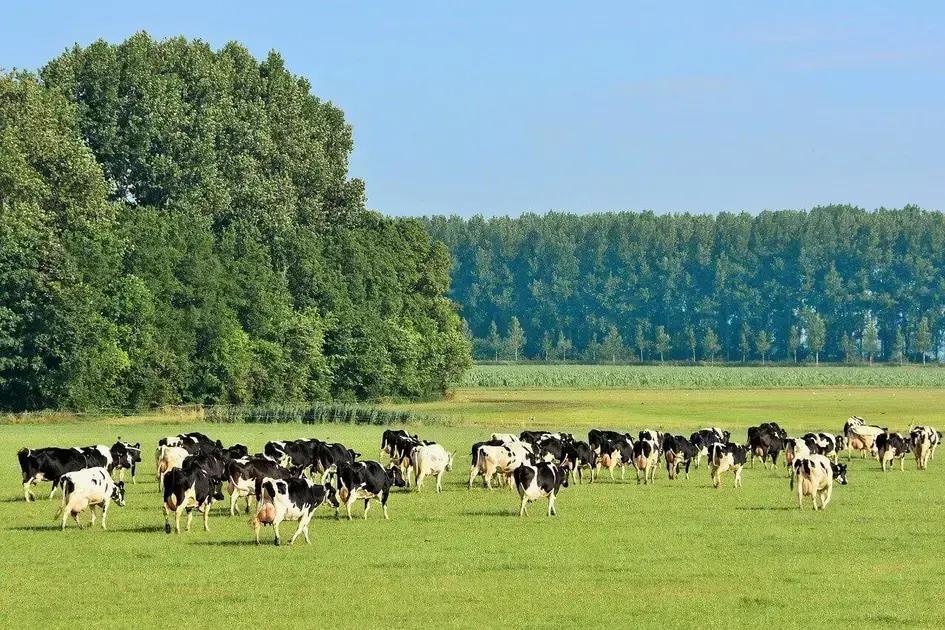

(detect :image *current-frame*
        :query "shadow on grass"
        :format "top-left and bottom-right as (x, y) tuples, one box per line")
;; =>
(110, 524), (167, 534)
(7, 524), (62, 531)
(460, 508), (517, 517)
(734, 506), (795, 511)
(190, 540), (267, 547)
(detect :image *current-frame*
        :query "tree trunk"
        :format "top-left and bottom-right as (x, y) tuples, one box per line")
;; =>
(815, 352), (819, 366)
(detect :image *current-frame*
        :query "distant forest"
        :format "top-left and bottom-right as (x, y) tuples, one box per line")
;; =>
(425, 207), (945, 364)
(0, 34), (469, 412)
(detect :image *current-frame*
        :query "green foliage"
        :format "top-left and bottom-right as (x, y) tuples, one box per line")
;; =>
(427, 208), (945, 364)
(460, 364), (945, 389)
(702, 328), (720, 363)
(0, 35), (470, 411)
(204, 402), (432, 425)
(505, 317), (525, 361)
(916, 317), (932, 364)
(653, 325), (670, 362)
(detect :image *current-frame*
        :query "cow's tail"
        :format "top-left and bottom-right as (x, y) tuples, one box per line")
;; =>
(471, 445), (483, 470)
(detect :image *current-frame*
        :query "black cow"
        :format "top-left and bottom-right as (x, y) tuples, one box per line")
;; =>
(313, 442), (360, 482)
(162, 457), (226, 534)
(747, 428), (784, 468)
(264, 439), (320, 472)
(159, 432), (221, 455)
(333, 461), (405, 520)
(588, 429), (633, 453)
(562, 440), (598, 483)
(381, 429), (411, 457)
(18, 446), (110, 501)
(662, 434), (697, 480)
(513, 462), (568, 517)
(252, 477), (338, 545)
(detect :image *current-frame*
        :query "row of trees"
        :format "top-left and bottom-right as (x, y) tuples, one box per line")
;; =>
(428, 209), (945, 365)
(475, 312), (935, 365)
(0, 34), (470, 412)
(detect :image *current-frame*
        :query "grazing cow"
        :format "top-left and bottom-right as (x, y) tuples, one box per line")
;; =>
(410, 443), (454, 493)
(468, 443), (530, 489)
(662, 434), (697, 480)
(790, 455), (848, 510)
(110, 441), (142, 483)
(876, 432), (910, 472)
(562, 440), (598, 483)
(251, 477), (337, 545)
(226, 456), (302, 515)
(513, 462), (568, 517)
(56, 467), (126, 530)
(632, 439), (659, 485)
(333, 461), (406, 520)
(162, 459), (225, 534)
(910, 425), (938, 470)
(312, 442), (360, 482)
(18, 447), (96, 501)
(708, 442), (747, 488)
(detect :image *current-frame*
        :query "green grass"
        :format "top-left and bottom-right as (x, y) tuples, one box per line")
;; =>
(460, 363), (945, 388)
(2, 388), (945, 628)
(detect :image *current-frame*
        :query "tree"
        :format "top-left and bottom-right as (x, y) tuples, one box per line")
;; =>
(654, 326), (671, 363)
(916, 317), (932, 364)
(702, 328), (720, 363)
(584, 332), (600, 363)
(892, 326), (906, 366)
(541, 331), (553, 362)
(755, 330), (771, 365)
(555, 331), (572, 362)
(487, 321), (501, 362)
(601, 325), (624, 364)
(634, 320), (649, 363)
(788, 325), (800, 363)
(805, 310), (826, 366)
(862, 315), (879, 366)
(739, 322), (751, 362)
(841, 333), (857, 364)
(506, 317), (525, 362)
(685, 326), (697, 363)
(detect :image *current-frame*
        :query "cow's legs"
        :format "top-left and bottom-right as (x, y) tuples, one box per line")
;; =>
(174, 504), (186, 533)
(202, 503), (210, 531)
(548, 493), (556, 517)
(734, 466), (743, 488)
(381, 492), (390, 520)
(23, 481), (34, 502)
(273, 517), (283, 545)
(184, 507), (195, 532)
(821, 484), (833, 509)
(100, 501), (110, 529)
(345, 494), (356, 520)
(519, 496), (528, 517)
(61, 505), (71, 530)
(436, 470), (445, 493)
(89, 504), (98, 528)
(49, 482), (58, 501)
(229, 486), (239, 516)
(415, 470), (425, 492)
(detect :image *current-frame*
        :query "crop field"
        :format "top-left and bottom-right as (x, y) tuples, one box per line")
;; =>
(3, 386), (945, 628)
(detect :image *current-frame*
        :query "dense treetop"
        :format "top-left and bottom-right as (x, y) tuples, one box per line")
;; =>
(426, 208), (945, 363)
(0, 33), (469, 411)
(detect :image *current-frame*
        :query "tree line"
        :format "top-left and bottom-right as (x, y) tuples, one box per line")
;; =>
(426, 209), (945, 365)
(0, 34), (469, 412)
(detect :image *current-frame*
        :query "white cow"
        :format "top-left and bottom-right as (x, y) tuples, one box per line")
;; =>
(410, 443), (454, 493)
(251, 477), (334, 545)
(790, 454), (847, 510)
(156, 445), (189, 489)
(910, 425), (938, 470)
(469, 444), (529, 489)
(55, 467), (126, 530)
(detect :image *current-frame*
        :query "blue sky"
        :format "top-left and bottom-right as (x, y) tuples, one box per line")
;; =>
(4, 2), (944, 216)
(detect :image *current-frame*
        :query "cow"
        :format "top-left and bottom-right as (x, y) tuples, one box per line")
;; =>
(380, 429), (411, 458)
(410, 443), (454, 493)
(843, 417), (885, 459)
(226, 456), (302, 516)
(491, 433), (520, 444)
(790, 455), (848, 510)
(110, 441), (142, 483)
(18, 446), (98, 501)
(597, 436), (634, 481)
(155, 432), (222, 475)
(468, 443), (530, 489)
(264, 439), (320, 473)
(513, 462), (568, 517)
(333, 461), (406, 520)
(162, 458), (225, 534)
(632, 439), (659, 485)
(708, 442), (747, 488)
(55, 467), (126, 530)
(251, 477), (337, 545)
(747, 428), (784, 469)
(662, 434), (697, 480)
(562, 440), (598, 483)
(690, 428), (727, 469)
(386, 434), (431, 486)
(312, 442), (360, 482)
(588, 429), (633, 454)
(876, 432), (910, 472)
(910, 425), (938, 470)
(156, 445), (190, 489)
(783, 438), (812, 469)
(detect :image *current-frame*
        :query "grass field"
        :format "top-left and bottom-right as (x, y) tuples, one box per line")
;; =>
(3, 387), (945, 628)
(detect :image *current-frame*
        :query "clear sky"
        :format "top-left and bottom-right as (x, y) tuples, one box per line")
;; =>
(4, 2), (944, 217)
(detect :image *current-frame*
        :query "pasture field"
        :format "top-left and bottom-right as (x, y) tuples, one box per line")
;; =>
(2, 387), (945, 628)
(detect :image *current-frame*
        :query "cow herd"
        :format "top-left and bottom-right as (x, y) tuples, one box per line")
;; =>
(14, 417), (942, 544)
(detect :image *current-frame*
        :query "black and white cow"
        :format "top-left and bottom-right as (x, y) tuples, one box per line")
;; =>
(747, 428), (784, 469)
(251, 477), (338, 545)
(910, 425), (939, 470)
(110, 440), (142, 483)
(562, 440), (598, 483)
(333, 461), (406, 520)
(597, 436), (634, 481)
(162, 456), (226, 534)
(790, 455), (847, 510)
(708, 442), (747, 488)
(690, 428), (728, 468)
(313, 442), (360, 482)
(632, 438), (659, 484)
(513, 462), (568, 517)
(380, 429), (411, 458)
(264, 439), (320, 472)
(226, 456), (302, 516)
(876, 431), (910, 472)
(55, 467), (126, 530)
(802, 432), (841, 463)
(18, 446), (108, 501)
(158, 432), (221, 454)
(662, 434), (697, 480)
(588, 429), (633, 454)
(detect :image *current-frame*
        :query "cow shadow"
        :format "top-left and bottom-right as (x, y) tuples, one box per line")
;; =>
(459, 508), (517, 518)
(112, 525), (167, 534)
(190, 540), (265, 547)
(7, 524), (62, 531)
(734, 506), (795, 512)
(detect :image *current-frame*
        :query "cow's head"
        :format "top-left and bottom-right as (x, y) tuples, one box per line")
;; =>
(558, 463), (570, 488)
(322, 483), (340, 508)
(111, 482), (126, 507)
(387, 464), (406, 488)
(831, 463), (849, 485)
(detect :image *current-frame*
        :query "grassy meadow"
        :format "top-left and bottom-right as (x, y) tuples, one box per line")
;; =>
(2, 381), (945, 627)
